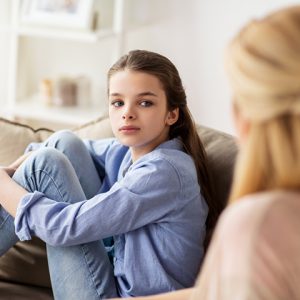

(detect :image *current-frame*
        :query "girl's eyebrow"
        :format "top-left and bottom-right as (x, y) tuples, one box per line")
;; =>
(109, 91), (158, 97)
(137, 92), (158, 97)
(109, 93), (122, 97)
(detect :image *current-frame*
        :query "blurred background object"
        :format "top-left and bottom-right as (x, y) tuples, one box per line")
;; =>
(39, 78), (53, 106)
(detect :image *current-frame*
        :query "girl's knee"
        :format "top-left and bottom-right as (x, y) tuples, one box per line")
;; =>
(46, 130), (82, 151)
(48, 130), (77, 144)
(33, 147), (67, 164)
(14, 148), (70, 186)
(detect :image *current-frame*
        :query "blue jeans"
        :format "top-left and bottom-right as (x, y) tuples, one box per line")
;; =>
(0, 131), (118, 299)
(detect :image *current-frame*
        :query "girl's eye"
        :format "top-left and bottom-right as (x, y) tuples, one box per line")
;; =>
(140, 101), (153, 107)
(111, 100), (124, 107)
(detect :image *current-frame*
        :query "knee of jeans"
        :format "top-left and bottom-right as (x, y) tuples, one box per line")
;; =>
(30, 147), (69, 168)
(47, 130), (82, 152)
(14, 148), (74, 195)
(15, 148), (69, 185)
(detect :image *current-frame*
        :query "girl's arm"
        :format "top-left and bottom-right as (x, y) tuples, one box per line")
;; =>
(4, 151), (33, 177)
(0, 168), (27, 217)
(0, 151), (33, 215)
(110, 288), (194, 300)
(13, 151), (200, 246)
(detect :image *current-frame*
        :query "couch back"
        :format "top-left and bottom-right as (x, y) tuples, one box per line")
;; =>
(0, 116), (237, 299)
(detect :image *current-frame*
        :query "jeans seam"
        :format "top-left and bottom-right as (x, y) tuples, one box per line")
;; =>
(81, 244), (103, 298)
(27, 169), (65, 202)
(0, 214), (11, 230)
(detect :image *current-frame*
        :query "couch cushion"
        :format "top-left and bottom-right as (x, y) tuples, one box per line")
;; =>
(74, 117), (113, 139)
(0, 238), (49, 286)
(0, 280), (53, 300)
(0, 118), (53, 165)
(0, 116), (113, 165)
(197, 125), (237, 209)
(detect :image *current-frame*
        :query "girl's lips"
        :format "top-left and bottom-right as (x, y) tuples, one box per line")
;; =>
(119, 125), (140, 132)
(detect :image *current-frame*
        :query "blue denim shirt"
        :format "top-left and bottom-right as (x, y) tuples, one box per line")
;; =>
(15, 138), (208, 297)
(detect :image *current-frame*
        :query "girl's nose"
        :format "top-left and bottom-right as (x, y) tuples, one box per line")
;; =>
(122, 114), (134, 120)
(122, 107), (135, 120)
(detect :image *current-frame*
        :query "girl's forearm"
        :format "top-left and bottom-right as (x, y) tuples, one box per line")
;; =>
(0, 168), (28, 217)
(109, 288), (194, 300)
(9, 151), (33, 171)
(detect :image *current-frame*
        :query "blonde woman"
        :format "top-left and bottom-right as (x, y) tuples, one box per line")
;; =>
(120, 5), (300, 300)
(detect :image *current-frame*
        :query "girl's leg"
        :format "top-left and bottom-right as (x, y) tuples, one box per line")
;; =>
(0, 131), (97, 256)
(40, 130), (101, 199)
(13, 136), (118, 299)
(0, 205), (18, 255)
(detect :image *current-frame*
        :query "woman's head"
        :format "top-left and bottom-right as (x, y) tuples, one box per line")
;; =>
(226, 6), (300, 202)
(227, 6), (300, 122)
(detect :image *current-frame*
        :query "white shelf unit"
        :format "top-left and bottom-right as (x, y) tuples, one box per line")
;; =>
(4, 0), (126, 129)
(11, 95), (104, 127)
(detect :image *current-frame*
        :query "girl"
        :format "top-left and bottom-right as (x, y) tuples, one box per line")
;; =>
(0, 50), (218, 299)
(126, 5), (300, 300)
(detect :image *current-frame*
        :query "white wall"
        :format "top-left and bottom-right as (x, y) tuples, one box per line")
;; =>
(125, 0), (300, 134)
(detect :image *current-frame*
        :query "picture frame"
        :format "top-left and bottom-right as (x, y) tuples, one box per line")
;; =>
(21, 0), (95, 30)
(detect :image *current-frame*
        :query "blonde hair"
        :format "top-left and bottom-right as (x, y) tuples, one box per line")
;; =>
(226, 6), (300, 203)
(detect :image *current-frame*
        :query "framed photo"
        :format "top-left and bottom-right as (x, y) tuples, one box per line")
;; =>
(21, 0), (94, 30)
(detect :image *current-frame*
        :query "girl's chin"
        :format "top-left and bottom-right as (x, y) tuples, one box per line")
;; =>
(116, 137), (138, 147)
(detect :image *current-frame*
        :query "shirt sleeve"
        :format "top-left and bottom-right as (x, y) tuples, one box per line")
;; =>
(14, 157), (183, 246)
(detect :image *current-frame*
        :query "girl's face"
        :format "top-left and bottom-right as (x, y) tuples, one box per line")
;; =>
(108, 70), (178, 161)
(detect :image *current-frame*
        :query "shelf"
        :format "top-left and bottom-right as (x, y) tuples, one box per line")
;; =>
(17, 27), (115, 42)
(8, 96), (106, 126)
(3, 0), (126, 129)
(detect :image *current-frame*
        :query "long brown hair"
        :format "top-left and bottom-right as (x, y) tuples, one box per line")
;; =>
(108, 50), (220, 248)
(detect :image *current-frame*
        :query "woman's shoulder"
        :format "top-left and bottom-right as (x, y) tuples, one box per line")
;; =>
(216, 190), (300, 246)
(195, 190), (300, 300)
(224, 190), (300, 221)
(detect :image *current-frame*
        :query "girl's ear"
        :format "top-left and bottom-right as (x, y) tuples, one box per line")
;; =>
(166, 107), (179, 125)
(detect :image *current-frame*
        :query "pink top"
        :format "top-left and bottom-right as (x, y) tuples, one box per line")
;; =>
(191, 190), (300, 300)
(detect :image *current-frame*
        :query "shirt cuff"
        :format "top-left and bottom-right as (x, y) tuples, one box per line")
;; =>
(14, 191), (45, 241)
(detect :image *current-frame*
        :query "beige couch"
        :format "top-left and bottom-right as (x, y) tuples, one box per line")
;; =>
(0, 116), (237, 299)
